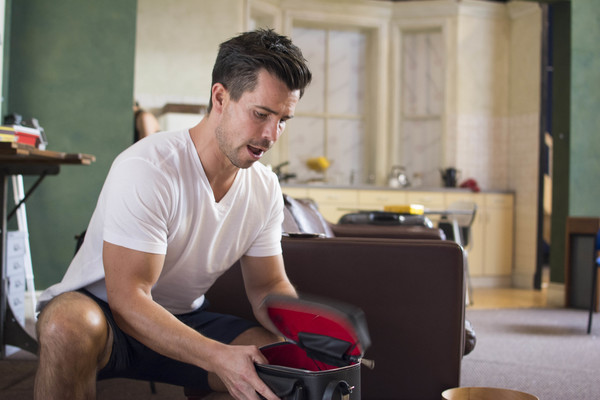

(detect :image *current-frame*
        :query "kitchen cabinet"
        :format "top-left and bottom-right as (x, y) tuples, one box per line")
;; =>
(281, 187), (309, 199)
(283, 186), (514, 282)
(445, 192), (485, 277)
(358, 190), (408, 210)
(408, 191), (446, 225)
(480, 194), (514, 277)
(307, 188), (359, 223)
(444, 192), (514, 278)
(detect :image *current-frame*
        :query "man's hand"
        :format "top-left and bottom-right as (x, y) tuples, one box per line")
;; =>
(209, 343), (278, 400)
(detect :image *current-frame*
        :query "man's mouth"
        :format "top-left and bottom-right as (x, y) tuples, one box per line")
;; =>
(247, 145), (265, 158)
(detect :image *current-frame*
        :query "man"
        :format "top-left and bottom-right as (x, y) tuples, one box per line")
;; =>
(34, 29), (312, 400)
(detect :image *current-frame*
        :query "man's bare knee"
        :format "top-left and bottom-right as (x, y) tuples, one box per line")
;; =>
(35, 292), (112, 399)
(37, 292), (110, 363)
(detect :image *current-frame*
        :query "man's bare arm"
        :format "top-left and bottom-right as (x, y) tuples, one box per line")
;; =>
(240, 254), (298, 335)
(103, 241), (278, 400)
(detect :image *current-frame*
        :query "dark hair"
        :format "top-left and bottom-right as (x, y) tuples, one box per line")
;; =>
(207, 29), (312, 113)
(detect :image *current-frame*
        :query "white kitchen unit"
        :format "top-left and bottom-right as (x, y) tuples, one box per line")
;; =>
(444, 192), (485, 277)
(306, 188), (359, 224)
(358, 190), (408, 211)
(282, 185), (514, 283)
(281, 187), (309, 200)
(480, 194), (515, 278)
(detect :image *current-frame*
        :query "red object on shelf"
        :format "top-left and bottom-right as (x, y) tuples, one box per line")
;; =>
(3, 125), (42, 147)
(459, 178), (481, 193)
(14, 131), (39, 146)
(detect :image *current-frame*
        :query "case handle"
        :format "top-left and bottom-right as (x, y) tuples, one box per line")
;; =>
(322, 380), (353, 400)
(257, 373), (304, 400)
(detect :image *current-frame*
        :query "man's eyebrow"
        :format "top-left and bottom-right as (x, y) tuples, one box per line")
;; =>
(256, 105), (294, 120)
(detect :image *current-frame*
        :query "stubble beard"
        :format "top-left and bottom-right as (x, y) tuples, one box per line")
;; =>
(216, 124), (261, 169)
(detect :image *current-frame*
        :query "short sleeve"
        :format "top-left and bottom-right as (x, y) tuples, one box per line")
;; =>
(102, 157), (173, 254)
(244, 178), (284, 257)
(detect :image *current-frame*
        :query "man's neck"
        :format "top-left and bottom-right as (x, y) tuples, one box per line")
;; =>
(189, 120), (238, 202)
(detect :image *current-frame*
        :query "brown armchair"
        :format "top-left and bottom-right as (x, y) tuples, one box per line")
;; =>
(189, 194), (466, 400)
(201, 235), (465, 400)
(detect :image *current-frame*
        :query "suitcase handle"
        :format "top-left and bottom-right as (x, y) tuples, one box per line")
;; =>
(323, 380), (353, 400)
(257, 372), (304, 400)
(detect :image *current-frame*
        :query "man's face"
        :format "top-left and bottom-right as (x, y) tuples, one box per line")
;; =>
(215, 69), (300, 169)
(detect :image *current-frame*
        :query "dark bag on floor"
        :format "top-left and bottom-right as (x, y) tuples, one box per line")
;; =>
(255, 295), (372, 400)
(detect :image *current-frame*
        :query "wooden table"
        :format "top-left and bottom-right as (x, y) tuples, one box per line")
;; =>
(0, 142), (95, 358)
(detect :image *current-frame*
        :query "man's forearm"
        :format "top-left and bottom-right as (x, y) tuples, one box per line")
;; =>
(252, 279), (298, 336)
(109, 289), (224, 371)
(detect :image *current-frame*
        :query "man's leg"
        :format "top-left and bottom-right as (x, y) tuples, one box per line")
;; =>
(207, 326), (280, 392)
(34, 291), (113, 400)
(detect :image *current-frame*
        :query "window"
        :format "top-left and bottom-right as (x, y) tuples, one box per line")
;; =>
(285, 26), (368, 185)
(397, 29), (444, 187)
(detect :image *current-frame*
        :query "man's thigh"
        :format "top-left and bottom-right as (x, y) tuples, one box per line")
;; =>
(80, 292), (259, 389)
(230, 326), (281, 347)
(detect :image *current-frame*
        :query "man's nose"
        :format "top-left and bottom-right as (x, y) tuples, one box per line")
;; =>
(263, 120), (281, 142)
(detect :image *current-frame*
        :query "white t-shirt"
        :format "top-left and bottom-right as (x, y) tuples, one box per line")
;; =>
(38, 130), (284, 314)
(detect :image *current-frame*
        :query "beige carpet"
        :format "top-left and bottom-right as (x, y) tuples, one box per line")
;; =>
(461, 307), (600, 400)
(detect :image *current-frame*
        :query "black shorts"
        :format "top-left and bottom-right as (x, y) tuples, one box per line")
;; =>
(79, 290), (258, 389)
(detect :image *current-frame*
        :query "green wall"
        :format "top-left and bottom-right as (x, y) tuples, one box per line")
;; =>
(550, 0), (600, 283)
(569, 0), (600, 216)
(5, 0), (137, 288)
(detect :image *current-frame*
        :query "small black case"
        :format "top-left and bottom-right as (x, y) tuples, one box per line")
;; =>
(256, 294), (372, 400)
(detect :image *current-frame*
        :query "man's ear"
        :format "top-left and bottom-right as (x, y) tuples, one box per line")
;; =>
(211, 83), (228, 113)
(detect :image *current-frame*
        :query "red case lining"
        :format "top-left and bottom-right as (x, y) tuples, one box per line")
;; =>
(260, 342), (339, 372)
(266, 296), (366, 359)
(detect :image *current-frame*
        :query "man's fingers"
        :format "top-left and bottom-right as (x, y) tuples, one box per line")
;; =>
(250, 349), (279, 399)
(253, 378), (278, 400)
(248, 354), (278, 400)
(215, 345), (279, 400)
(251, 350), (269, 366)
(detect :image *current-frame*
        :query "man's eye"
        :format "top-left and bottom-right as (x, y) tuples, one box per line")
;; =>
(255, 111), (268, 119)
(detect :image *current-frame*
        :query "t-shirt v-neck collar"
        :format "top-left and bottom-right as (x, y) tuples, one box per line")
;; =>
(186, 132), (241, 210)
(210, 170), (241, 206)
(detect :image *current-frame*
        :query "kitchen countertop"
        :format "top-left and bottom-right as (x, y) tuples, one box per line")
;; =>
(280, 182), (513, 194)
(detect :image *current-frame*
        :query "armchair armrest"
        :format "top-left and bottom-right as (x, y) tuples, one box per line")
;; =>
(330, 223), (446, 240)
